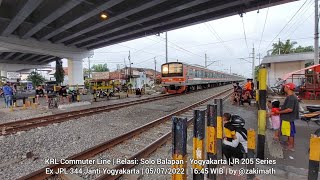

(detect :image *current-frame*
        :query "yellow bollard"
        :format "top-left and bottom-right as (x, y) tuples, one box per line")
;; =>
(193, 109), (205, 179)
(172, 116), (187, 180)
(9, 106), (14, 112)
(206, 104), (217, 180)
(308, 134), (320, 180)
(247, 129), (256, 180)
(257, 67), (267, 159)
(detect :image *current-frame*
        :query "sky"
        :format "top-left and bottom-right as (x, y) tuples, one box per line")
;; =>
(61, 0), (315, 78)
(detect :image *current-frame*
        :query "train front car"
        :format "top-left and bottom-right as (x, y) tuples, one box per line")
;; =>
(161, 62), (186, 93)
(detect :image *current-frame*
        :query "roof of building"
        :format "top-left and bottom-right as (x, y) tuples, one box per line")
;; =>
(261, 52), (314, 64)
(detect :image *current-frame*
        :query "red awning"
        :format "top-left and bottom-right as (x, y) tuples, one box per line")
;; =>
(282, 64), (320, 80)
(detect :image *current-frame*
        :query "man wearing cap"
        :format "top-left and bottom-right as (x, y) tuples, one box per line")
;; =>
(274, 83), (299, 151)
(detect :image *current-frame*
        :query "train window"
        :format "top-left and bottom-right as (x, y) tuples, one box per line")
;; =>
(169, 64), (182, 73)
(188, 69), (193, 77)
(162, 63), (183, 77)
(162, 64), (169, 74)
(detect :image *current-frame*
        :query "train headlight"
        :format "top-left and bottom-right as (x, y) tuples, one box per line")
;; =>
(162, 66), (168, 73)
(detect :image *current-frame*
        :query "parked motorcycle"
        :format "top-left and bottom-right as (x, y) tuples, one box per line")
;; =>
(300, 105), (320, 126)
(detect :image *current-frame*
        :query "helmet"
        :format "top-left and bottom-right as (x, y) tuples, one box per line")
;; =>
(230, 115), (245, 127)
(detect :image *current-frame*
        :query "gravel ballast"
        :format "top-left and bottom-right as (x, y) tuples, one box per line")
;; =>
(0, 85), (231, 179)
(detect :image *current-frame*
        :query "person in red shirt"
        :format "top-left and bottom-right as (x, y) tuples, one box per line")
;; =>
(270, 100), (281, 140)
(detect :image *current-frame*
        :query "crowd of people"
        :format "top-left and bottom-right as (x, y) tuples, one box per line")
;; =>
(223, 82), (299, 164)
(231, 79), (254, 106)
(0, 82), (83, 108)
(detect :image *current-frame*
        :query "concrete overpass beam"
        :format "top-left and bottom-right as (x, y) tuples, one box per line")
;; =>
(0, 36), (93, 60)
(67, 59), (84, 86)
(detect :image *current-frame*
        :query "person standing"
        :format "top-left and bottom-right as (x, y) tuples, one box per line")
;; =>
(3, 82), (13, 108)
(275, 83), (299, 151)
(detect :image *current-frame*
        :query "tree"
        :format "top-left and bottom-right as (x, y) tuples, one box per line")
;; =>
(27, 71), (45, 87)
(54, 59), (64, 85)
(294, 45), (314, 53)
(91, 63), (109, 72)
(270, 39), (297, 55)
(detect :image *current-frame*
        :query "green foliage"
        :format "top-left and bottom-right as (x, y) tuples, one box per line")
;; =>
(294, 45), (314, 53)
(269, 39), (314, 55)
(254, 66), (260, 81)
(91, 63), (109, 72)
(54, 59), (64, 85)
(27, 71), (45, 87)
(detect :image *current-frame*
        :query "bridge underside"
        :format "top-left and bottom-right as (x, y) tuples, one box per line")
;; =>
(0, 0), (294, 55)
(0, 52), (60, 65)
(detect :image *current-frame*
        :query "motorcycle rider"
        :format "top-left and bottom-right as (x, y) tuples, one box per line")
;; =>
(222, 115), (248, 165)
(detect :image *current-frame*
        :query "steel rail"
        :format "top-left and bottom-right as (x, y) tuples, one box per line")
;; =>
(0, 94), (176, 136)
(96, 92), (231, 180)
(19, 88), (232, 180)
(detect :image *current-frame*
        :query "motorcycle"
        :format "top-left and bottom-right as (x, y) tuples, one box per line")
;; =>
(69, 90), (78, 102)
(300, 104), (320, 126)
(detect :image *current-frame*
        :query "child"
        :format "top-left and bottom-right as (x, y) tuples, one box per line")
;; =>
(270, 100), (281, 140)
(266, 100), (272, 129)
(223, 113), (236, 142)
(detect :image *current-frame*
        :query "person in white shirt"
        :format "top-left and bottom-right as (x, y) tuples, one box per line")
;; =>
(222, 115), (247, 166)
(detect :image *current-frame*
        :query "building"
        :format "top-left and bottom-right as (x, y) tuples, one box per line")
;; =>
(120, 67), (159, 88)
(261, 52), (314, 87)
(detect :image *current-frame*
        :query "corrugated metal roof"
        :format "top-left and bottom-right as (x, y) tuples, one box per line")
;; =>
(261, 52), (314, 64)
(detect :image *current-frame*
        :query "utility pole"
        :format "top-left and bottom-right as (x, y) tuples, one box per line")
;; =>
(88, 57), (91, 78)
(205, 53), (207, 67)
(315, 0), (319, 65)
(252, 44), (255, 82)
(128, 51), (131, 82)
(154, 57), (157, 83)
(165, 32), (168, 63)
(278, 38), (281, 55)
(257, 53), (261, 65)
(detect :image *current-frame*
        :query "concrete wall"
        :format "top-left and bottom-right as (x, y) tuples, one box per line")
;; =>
(268, 61), (305, 87)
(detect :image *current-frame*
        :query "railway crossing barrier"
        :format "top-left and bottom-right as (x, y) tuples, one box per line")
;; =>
(172, 116), (188, 180)
(171, 98), (260, 180)
(308, 134), (320, 180)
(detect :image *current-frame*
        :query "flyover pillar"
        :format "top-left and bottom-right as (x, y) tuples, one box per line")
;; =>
(1, 70), (7, 78)
(68, 59), (84, 86)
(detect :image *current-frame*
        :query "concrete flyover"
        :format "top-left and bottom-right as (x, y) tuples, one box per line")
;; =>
(0, 0), (294, 85)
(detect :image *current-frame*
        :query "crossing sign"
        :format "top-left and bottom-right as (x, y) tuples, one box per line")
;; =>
(27, 83), (33, 90)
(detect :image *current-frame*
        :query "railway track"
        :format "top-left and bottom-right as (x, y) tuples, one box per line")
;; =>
(19, 88), (232, 180)
(0, 94), (177, 136)
(0, 84), (231, 136)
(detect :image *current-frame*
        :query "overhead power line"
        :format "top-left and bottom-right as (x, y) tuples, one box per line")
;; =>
(258, 0), (271, 55)
(282, 0), (313, 38)
(153, 35), (205, 58)
(204, 23), (233, 54)
(240, 14), (250, 54)
(263, 0), (309, 53)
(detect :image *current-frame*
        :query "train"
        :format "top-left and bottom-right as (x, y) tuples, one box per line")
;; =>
(161, 62), (245, 93)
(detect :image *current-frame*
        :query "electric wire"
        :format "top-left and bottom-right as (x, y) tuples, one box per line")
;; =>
(204, 23), (233, 53)
(258, 0), (271, 55)
(282, 0), (313, 39)
(263, 0), (309, 53)
(241, 15), (250, 54)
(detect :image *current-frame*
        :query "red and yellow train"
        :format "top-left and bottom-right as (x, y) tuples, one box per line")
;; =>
(161, 62), (244, 93)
